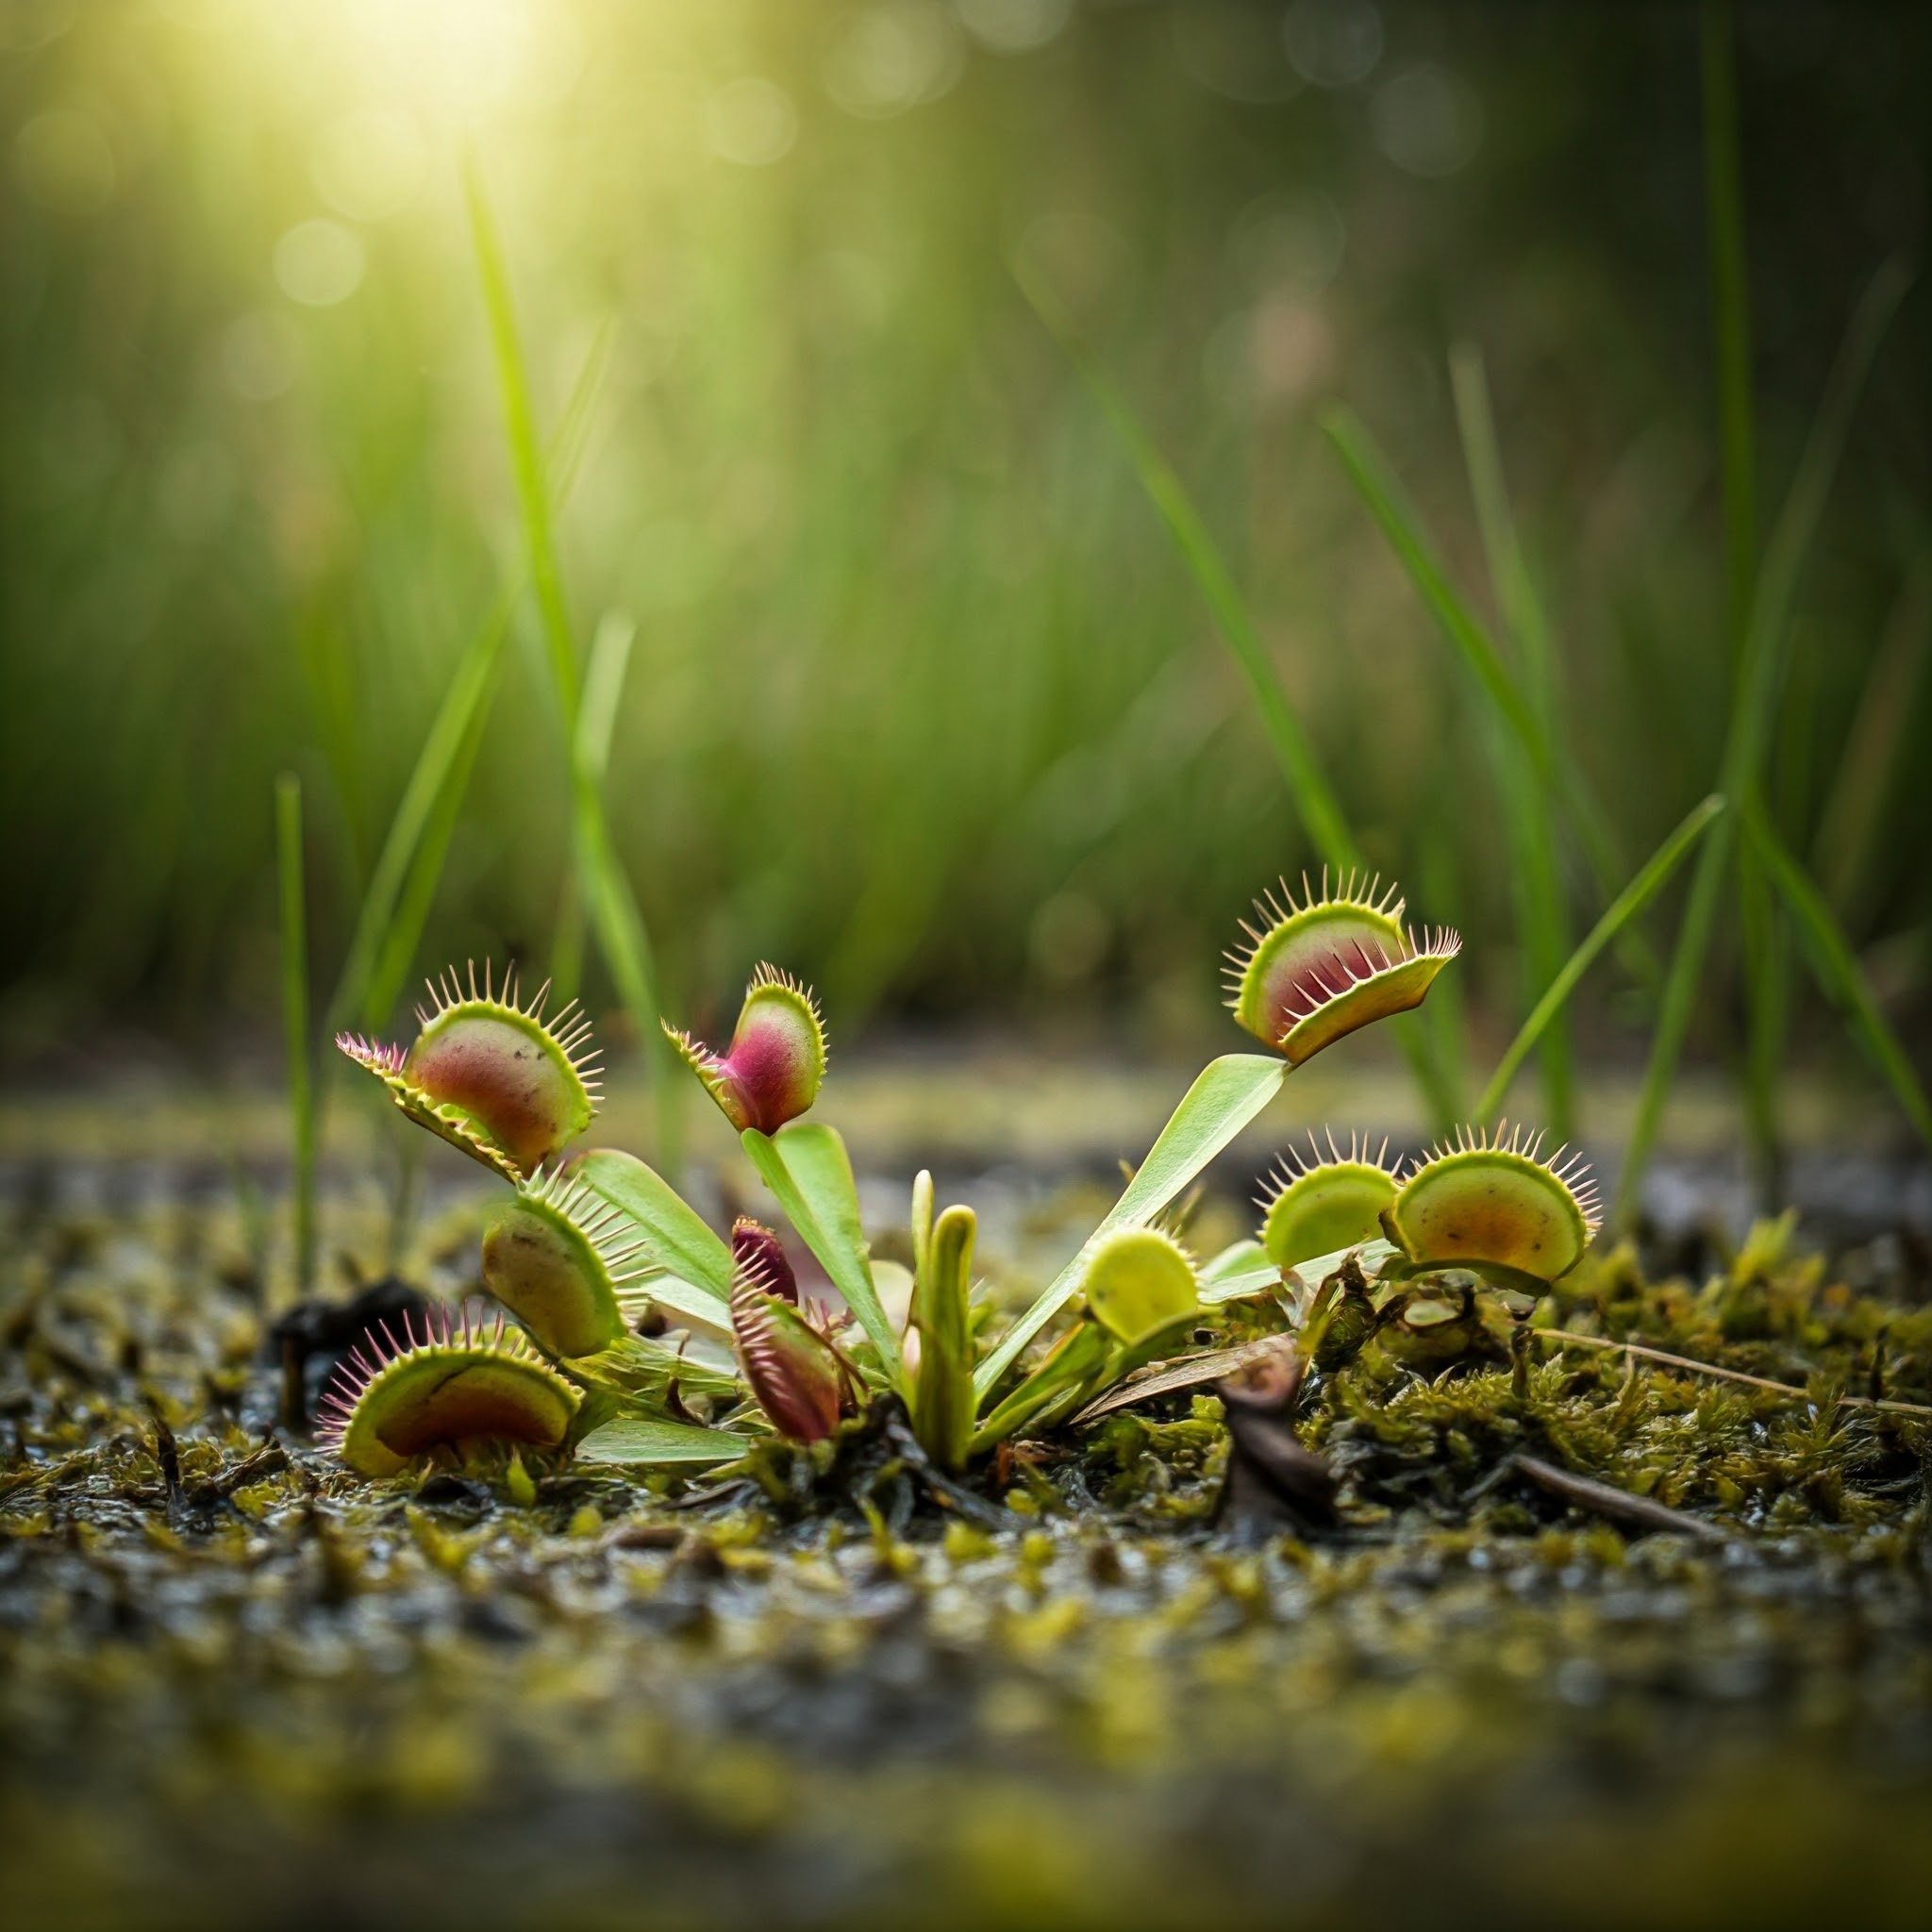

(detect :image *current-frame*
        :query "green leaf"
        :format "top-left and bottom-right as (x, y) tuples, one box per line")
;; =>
(575, 1147), (732, 1320)
(1476, 795), (1727, 1123)
(973, 1052), (1284, 1402)
(1741, 801), (1932, 1153)
(465, 158), (676, 1170)
(575, 1418), (749, 1467)
(741, 1123), (900, 1380)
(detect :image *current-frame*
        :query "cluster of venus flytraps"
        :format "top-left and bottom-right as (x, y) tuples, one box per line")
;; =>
(325, 873), (1601, 1479)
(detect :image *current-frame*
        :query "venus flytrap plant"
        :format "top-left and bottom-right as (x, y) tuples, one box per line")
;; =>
(321, 863), (1556, 1491)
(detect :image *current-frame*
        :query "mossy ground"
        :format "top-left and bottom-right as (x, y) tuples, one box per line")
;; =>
(3, 1171), (1931, 1930)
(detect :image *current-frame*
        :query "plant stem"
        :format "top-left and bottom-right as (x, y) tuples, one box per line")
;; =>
(275, 773), (316, 1297)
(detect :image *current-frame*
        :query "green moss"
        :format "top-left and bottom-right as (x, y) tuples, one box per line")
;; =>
(3, 1186), (1931, 1926)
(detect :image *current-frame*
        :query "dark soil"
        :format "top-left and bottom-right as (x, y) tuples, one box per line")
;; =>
(3, 1162), (1931, 1930)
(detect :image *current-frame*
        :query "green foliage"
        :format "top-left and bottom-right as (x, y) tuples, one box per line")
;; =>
(741, 1122), (899, 1381)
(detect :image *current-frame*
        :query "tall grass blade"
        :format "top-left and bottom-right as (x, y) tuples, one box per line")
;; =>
(1702, 0), (1757, 663)
(1618, 256), (1913, 1221)
(1812, 545), (1932, 922)
(1476, 795), (1725, 1124)
(1014, 256), (1457, 1127)
(1014, 255), (1349, 862)
(328, 327), (612, 1036)
(361, 655), (502, 1031)
(275, 773), (316, 1295)
(1449, 343), (1576, 1134)
(332, 590), (512, 1033)
(549, 608), (635, 1005)
(1742, 801), (1932, 1152)
(974, 1052), (1284, 1401)
(577, 610), (638, 791)
(1320, 403), (1641, 956)
(1701, 0), (1783, 1202)
(465, 161), (676, 1167)
(464, 159), (578, 720)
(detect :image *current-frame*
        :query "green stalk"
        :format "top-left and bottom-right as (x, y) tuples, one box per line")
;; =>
(1618, 257), (1912, 1221)
(328, 324), (611, 1037)
(1742, 801), (1932, 1152)
(1702, 0), (1757, 667)
(465, 160), (678, 1170)
(1320, 404), (1643, 974)
(1014, 254), (1457, 1129)
(1812, 546), (1932, 924)
(1476, 796), (1725, 1124)
(1701, 0), (1783, 1203)
(1449, 343), (1576, 1136)
(275, 773), (316, 1296)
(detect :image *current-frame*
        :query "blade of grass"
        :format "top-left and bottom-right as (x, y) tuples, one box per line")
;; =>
(577, 609), (638, 791)
(1320, 402), (1644, 971)
(465, 161), (578, 721)
(1014, 254), (1457, 1128)
(550, 609), (636, 1004)
(1812, 544), (1932, 922)
(334, 587), (512, 1033)
(1450, 343), (1577, 1135)
(1742, 799), (1932, 1152)
(275, 773), (316, 1295)
(1015, 255), (1349, 862)
(1618, 255), (1912, 1221)
(1701, 0), (1783, 1204)
(327, 326), (612, 1036)
(360, 647), (503, 1030)
(466, 161), (677, 1169)
(1476, 795), (1726, 1123)
(1702, 0), (1757, 667)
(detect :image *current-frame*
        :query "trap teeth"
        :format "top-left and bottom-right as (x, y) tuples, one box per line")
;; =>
(664, 963), (827, 1136)
(729, 1252), (846, 1442)
(1224, 873), (1459, 1066)
(1391, 1122), (1600, 1288)
(1256, 1129), (1401, 1271)
(317, 1306), (580, 1477)
(479, 1166), (656, 1359)
(337, 961), (600, 1180)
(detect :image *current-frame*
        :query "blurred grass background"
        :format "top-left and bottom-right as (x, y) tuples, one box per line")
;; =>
(1, 0), (1926, 1124)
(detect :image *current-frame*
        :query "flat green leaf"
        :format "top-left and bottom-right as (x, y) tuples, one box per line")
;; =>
(575, 1418), (749, 1467)
(741, 1123), (900, 1380)
(575, 1148), (732, 1316)
(973, 1052), (1285, 1402)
